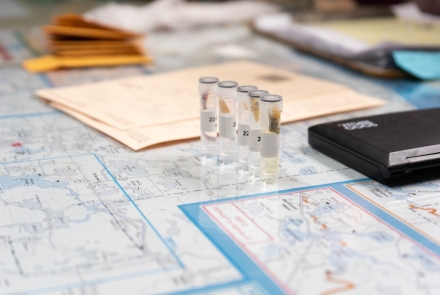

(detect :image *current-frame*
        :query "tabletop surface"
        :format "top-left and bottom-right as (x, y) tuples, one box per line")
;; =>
(2, 2), (440, 294)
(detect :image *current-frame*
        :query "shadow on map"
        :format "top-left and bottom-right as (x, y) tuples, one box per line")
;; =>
(380, 166), (440, 188)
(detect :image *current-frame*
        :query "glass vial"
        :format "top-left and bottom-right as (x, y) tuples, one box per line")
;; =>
(237, 85), (258, 169)
(199, 77), (219, 158)
(260, 94), (283, 183)
(218, 81), (238, 164)
(247, 89), (269, 176)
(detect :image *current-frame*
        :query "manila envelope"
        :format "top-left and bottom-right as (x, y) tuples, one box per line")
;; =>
(36, 61), (385, 150)
(54, 47), (144, 56)
(53, 13), (141, 36)
(44, 26), (139, 40)
(23, 55), (152, 73)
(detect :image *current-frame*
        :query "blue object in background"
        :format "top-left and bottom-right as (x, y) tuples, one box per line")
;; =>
(393, 51), (440, 80)
(378, 79), (440, 109)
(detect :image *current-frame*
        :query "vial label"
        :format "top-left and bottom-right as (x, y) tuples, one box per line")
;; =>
(219, 114), (236, 138)
(249, 129), (261, 152)
(238, 123), (250, 146)
(200, 109), (217, 132)
(261, 132), (279, 158)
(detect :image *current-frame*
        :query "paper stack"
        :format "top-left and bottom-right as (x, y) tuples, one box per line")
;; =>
(36, 61), (385, 151)
(23, 14), (152, 73)
(253, 13), (440, 78)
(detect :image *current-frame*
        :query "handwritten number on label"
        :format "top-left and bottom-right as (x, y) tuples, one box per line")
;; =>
(243, 131), (249, 136)
(258, 136), (261, 142)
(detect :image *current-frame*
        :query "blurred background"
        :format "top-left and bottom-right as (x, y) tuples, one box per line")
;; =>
(1, 0), (439, 29)
(2, 0), (440, 78)
(2, 0), (440, 98)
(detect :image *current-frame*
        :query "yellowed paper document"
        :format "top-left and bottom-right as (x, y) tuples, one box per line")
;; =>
(311, 17), (440, 47)
(36, 61), (385, 150)
(52, 103), (200, 151)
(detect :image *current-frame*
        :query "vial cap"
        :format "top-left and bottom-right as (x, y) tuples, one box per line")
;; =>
(237, 85), (257, 93)
(199, 77), (219, 84)
(261, 94), (282, 102)
(218, 81), (238, 88)
(248, 90), (269, 98)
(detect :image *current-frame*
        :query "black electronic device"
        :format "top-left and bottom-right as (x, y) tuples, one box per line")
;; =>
(308, 108), (440, 180)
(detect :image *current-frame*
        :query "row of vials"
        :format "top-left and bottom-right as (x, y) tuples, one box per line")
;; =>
(199, 77), (283, 182)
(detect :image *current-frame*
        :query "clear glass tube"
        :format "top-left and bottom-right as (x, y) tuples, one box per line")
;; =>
(247, 90), (269, 176)
(199, 77), (219, 159)
(236, 85), (258, 169)
(260, 94), (283, 183)
(249, 146), (261, 176)
(218, 81), (238, 164)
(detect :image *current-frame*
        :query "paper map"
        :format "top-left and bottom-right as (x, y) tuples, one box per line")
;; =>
(1, 28), (440, 294)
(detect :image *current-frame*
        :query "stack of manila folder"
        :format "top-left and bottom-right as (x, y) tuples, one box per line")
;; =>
(36, 61), (385, 151)
(23, 14), (152, 73)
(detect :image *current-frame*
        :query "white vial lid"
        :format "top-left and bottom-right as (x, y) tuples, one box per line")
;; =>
(199, 77), (219, 93)
(260, 94), (283, 110)
(199, 77), (219, 84)
(248, 90), (269, 99)
(236, 85), (257, 102)
(218, 81), (238, 98)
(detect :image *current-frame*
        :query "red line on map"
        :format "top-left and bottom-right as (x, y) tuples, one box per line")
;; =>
(202, 185), (440, 295)
(321, 270), (355, 295)
(202, 205), (295, 295)
(409, 204), (440, 217)
(341, 185), (440, 262)
(202, 204), (271, 245)
(0, 43), (12, 61)
(230, 202), (274, 242)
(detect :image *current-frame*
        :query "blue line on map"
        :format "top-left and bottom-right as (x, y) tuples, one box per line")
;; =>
(93, 154), (185, 269)
(180, 180), (358, 209)
(8, 266), (181, 295)
(179, 177), (440, 294)
(1, 153), (189, 295)
(0, 110), (60, 120)
(0, 153), (184, 269)
(38, 73), (55, 88)
(333, 182), (440, 257)
(160, 280), (268, 295)
(180, 201), (287, 294)
(0, 153), (91, 165)
(0, 153), (187, 294)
